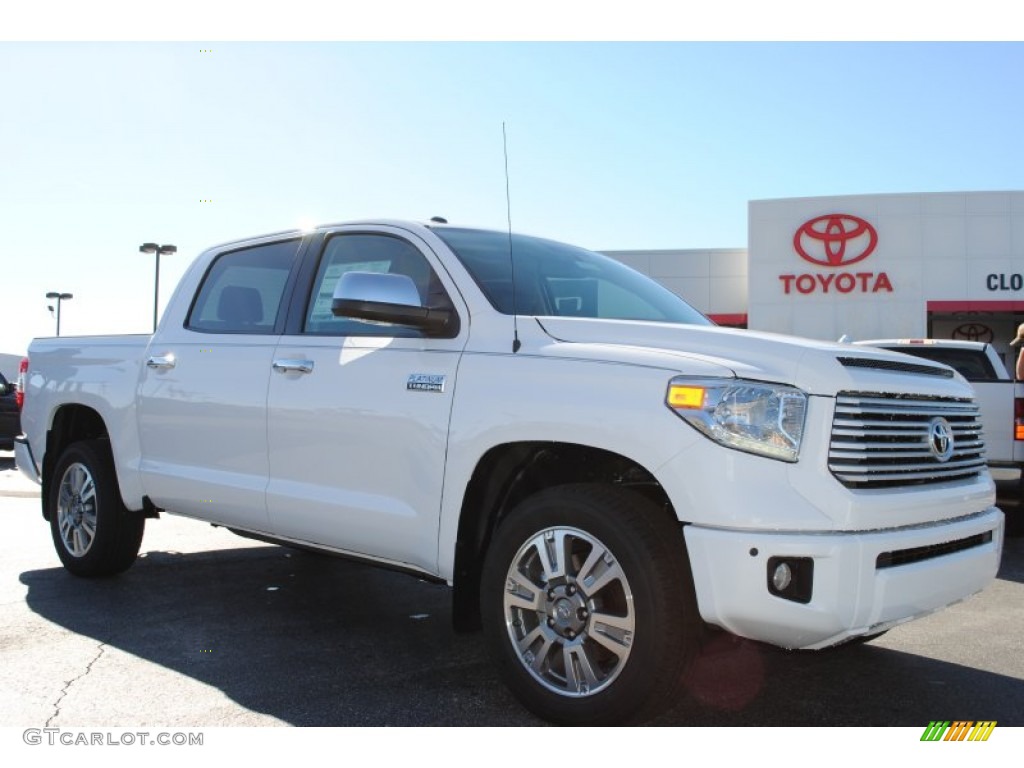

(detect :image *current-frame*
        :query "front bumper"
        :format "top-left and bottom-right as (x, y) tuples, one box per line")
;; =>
(684, 506), (1004, 650)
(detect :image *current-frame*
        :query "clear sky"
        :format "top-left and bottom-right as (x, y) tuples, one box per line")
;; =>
(2, 39), (1024, 355)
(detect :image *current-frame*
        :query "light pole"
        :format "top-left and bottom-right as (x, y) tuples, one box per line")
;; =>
(45, 292), (73, 336)
(139, 242), (177, 332)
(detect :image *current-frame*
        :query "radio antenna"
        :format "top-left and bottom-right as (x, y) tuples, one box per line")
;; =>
(503, 122), (521, 354)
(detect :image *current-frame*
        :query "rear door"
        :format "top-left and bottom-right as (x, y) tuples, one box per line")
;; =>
(137, 236), (306, 528)
(265, 225), (468, 572)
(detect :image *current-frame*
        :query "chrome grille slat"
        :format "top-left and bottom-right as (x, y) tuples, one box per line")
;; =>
(831, 456), (987, 474)
(830, 438), (984, 450)
(831, 427), (982, 439)
(830, 439), (985, 452)
(833, 465), (985, 484)
(836, 398), (978, 411)
(835, 408), (980, 418)
(829, 392), (986, 489)
(839, 399), (974, 411)
(834, 418), (975, 430)
(835, 407), (980, 418)
(829, 447), (984, 460)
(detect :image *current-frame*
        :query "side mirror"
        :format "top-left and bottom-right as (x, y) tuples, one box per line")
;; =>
(331, 272), (458, 337)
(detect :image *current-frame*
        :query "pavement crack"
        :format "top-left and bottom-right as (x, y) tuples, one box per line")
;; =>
(46, 642), (106, 727)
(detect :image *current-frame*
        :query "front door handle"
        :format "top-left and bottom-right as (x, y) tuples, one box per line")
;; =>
(272, 359), (315, 374)
(146, 354), (176, 370)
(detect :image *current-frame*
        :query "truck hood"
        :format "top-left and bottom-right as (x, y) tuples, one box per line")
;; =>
(535, 317), (973, 398)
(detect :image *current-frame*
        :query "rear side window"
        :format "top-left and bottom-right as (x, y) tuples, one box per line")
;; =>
(188, 240), (301, 334)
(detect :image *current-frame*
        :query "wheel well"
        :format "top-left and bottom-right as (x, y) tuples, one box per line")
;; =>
(41, 405), (109, 520)
(451, 441), (677, 632)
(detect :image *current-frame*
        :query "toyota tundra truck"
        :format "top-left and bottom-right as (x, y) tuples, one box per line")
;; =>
(14, 220), (1005, 725)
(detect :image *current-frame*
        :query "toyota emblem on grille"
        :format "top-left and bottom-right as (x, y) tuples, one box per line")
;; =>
(928, 417), (955, 462)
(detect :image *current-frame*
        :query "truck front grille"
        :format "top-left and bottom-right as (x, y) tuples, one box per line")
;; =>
(829, 392), (986, 489)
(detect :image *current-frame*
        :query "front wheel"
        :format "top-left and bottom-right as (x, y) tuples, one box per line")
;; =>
(480, 484), (700, 725)
(48, 439), (145, 577)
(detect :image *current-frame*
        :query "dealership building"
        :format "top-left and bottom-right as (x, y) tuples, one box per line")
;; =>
(605, 191), (1024, 371)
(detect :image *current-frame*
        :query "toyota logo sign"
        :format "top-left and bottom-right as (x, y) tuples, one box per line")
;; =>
(793, 214), (878, 267)
(952, 323), (994, 343)
(780, 213), (891, 296)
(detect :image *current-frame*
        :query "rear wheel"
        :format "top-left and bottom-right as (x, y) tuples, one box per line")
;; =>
(480, 484), (700, 725)
(48, 439), (144, 577)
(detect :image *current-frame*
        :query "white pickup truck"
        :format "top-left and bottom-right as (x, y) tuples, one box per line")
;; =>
(15, 220), (1005, 725)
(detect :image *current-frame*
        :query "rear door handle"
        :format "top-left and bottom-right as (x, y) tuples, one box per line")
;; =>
(146, 354), (176, 370)
(273, 359), (315, 374)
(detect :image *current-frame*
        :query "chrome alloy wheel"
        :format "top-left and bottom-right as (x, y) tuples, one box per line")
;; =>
(503, 526), (636, 697)
(56, 462), (98, 557)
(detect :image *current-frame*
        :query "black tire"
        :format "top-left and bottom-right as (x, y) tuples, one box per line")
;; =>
(48, 439), (144, 577)
(480, 483), (701, 725)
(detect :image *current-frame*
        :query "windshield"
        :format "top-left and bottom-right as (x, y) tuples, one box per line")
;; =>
(432, 227), (712, 326)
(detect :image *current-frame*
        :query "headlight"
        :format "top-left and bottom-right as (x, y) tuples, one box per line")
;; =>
(666, 377), (807, 462)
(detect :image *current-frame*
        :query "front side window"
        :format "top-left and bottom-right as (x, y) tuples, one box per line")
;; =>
(304, 233), (452, 336)
(432, 227), (712, 326)
(188, 239), (300, 334)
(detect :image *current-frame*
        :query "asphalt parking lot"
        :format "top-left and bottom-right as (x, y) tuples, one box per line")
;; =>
(1, 450), (1022, 728)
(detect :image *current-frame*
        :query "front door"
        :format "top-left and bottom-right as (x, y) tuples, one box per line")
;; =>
(266, 227), (467, 572)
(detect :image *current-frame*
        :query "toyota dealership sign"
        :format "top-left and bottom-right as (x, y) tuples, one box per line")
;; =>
(779, 214), (893, 295)
(745, 192), (1024, 344)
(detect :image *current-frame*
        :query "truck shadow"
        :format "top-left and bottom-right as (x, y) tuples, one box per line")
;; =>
(20, 541), (1024, 727)
(22, 544), (537, 726)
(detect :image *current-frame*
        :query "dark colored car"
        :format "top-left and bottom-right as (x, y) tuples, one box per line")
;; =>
(0, 372), (20, 451)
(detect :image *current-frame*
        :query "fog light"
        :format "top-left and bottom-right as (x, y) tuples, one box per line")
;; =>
(766, 556), (814, 603)
(772, 562), (792, 592)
